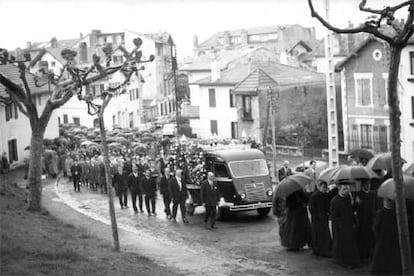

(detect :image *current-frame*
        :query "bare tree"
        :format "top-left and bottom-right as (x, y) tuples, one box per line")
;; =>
(308, 0), (414, 273)
(65, 39), (154, 251)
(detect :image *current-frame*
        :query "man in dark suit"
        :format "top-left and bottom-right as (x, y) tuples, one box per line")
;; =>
(168, 169), (189, 223)
(278, 160), (292, 182)
(141, 168), (157, 216)
(159, 167), (172, 219)
(128, 164), (143, 213)
(70, 159), (82, 192)
(112, 166), (128, 209)
(200, 172), (219, 229)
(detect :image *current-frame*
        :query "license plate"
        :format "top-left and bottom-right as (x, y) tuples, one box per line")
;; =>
(254, 203), (268, 208)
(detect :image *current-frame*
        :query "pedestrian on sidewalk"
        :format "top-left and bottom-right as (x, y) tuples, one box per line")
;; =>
(1, 152), (9, 174)
(142, 168), (157, 216)
(112, 166), (128, 209)
(159, 167), (172, 219)
(128, 164), (143, 213)
(200, 172), (219, 229)
(169, 169), (189, 223)
(70, 159), (82, 192)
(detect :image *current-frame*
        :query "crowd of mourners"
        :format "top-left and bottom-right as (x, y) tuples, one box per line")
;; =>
(274, 159), (414, 275)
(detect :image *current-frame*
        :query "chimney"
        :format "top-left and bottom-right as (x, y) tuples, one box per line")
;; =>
(89, 29), (101, 46)
(193, 35), (199, 48)
(309, 27), (316, 40)
(26, 41), (32, 49)
(280, 51), (288, 65)
(347, 21), (355, 54)
(210, 52), (220, 82)
(50, 37), (58, 48)
(80, 32), (83, 39)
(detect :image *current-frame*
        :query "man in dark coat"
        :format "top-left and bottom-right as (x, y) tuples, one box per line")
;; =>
(281, 189), (311, 250)
(309, 181), (332, 257)
(355, 180), (376, 262)
(278, 160), (292, 182)
(128, 164), (143, 213)
(112, 166), (128, 209)
(168, 169), (189, 223)
(371, 198), (402, 275)
(70, 160), (82, 192)
(122, 157), (133, 176)
(330, 183), (360, 267)
(200, 172), (219, 229)
(159, 167), (172, 219)
(141, 168), (157, 216)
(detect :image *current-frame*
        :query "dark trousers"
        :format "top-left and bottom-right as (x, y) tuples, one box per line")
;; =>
(162, 194), (171, 216)
(73, 177), (81, 192)
(117, 190), (128, 207)
(131, 191), (143, 212)
(172, 199), (186, 220)
(145, 195), (156, 214)
(204, 205), (217, 226)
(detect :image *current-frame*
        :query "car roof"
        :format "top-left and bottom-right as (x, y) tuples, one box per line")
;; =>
(205, 148), (265, 162)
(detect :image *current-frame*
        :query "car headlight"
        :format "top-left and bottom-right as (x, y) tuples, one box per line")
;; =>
(240, 193), (246, 199)
(267, 190), (273, 197)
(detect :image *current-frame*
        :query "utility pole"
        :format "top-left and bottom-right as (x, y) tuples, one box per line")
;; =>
(170, 42), (180, 139)
(324, 0), (339, 167)
(268, 86), (278, 182)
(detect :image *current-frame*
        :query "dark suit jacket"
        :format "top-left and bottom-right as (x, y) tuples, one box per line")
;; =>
(168, 176), (188, 202)
(200, 180), (219, 206)
(70, 164), (82, 179)
(278, 167), (292, 181)
(112, 172), (127, 192)
(127, 173), (142, 194)
(141, 176), (157, 197)
(159, 175), (171, 196)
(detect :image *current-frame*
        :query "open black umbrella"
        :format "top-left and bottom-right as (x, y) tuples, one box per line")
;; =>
(366, 152), (407, 171)
(349, 149), (374, 161)
(274, 173), (312, 198)
(331, 166), (378, 182)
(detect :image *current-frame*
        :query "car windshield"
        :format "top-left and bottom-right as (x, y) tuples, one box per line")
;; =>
(228, 159), (269, 178)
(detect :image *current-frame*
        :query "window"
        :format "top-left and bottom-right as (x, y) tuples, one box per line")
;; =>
(229, 90), (235, 107)
(129, 90), (133, 101)
(8, 139), (18, 163)
(135, 88), (139, 99)
(51, 61), (56, 67)
(360, 124), (372, 149)
(410, 52), (414, 75)
(379, 126), (388, 152)
(91, 85), (96, 96)
(37, 95), (42, 106)
(214, 163), (229, 178)
(112, 115), (116, 127)
(169, 101), (172, 113)
(356, 78), (372, 106)
(412, 97), (414, 119)
(129, 112), (134, 128)
(5, 103), (18, 121)
(93, 118), (99, 128)
(210, 120), (218, 135)
(228, 159), (269, 178)
(73, 117), (80, 126)
(63, 114), (68, 124)
(231, 122), (238, 139)
(99, 84), (105, 95)
(242, 95), (252, 121)
(208, 88), (216, 107)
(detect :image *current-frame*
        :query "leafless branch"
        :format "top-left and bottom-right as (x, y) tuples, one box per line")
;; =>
(0, 72), (27, 102)
(0, 94), (12, 105)
(398, 2), (414, 45)
(308, 0), (395, 45)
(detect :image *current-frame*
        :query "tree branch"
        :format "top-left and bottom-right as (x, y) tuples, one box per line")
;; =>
(0, 94), (12, 105)
(398, 1), (414, 45)
(308, 0), (395, 45)
(0, 72), (27, 102)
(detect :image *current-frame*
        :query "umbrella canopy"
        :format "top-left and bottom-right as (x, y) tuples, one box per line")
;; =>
(366, 152), (407, 171)
(141, 136), (156, 143)
(404, 163), (414, 176)
(115, 136), (129, 145)
(377, 175), (414, 199)
(319, 166), (344, 184)
(108, 142), (123, 150)
(349, 148), (374, 160)
(275, 173), (312, 198)
(81, 140), (95, 147)
(132, 145), (147, 154)
(331, 166), (378, 182)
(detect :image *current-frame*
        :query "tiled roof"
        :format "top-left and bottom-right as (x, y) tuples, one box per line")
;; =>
(195, 60), (326, 90)
(0, 64), (51, 97)
(232, 68), (277, 95)
(180, 47), (261, 71)
(32, 38), (81, 49)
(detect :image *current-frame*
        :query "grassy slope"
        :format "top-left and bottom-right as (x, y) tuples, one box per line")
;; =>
(0, 179), (178, 276)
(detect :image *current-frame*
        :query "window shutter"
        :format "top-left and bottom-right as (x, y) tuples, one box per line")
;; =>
(209, 88), (216, 107)
(362, 79), (371, 105)
(5, 104), (10, 121)
(14, 103), (18, 119)
(12, 139), (18, 161)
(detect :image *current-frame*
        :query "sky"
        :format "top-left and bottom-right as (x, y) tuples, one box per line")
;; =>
(0, 0), (407, 58)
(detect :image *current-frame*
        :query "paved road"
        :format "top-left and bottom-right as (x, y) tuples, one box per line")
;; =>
(55, 175), (368, 276)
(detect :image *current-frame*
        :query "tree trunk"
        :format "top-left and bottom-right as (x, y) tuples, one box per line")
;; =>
(387, 46), (413, 274)
(98, 111), (120, 252)
(27, 123), (46, 212)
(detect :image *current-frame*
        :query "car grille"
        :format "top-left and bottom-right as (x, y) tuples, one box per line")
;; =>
(244, 183), (267, 201)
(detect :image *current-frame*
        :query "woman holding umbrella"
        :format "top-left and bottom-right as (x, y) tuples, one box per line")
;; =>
(275, 174), (312, 251)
